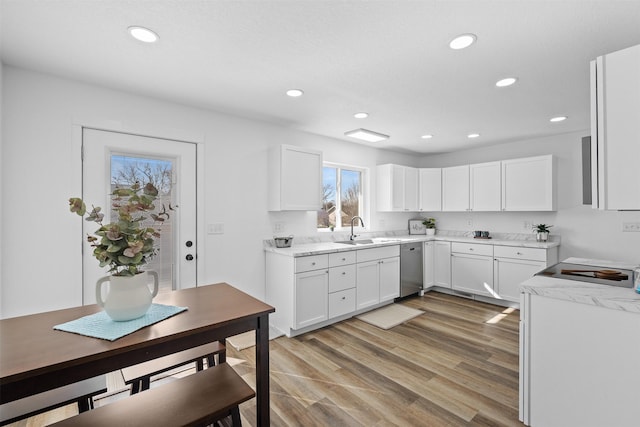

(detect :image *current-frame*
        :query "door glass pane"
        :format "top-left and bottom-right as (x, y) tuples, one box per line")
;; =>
(318, 167), (337, 229)
(341, 169), (361, 225)
(111, 154), (175, 293)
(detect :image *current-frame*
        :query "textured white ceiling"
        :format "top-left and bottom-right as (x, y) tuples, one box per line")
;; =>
(2, 0), (640, 154)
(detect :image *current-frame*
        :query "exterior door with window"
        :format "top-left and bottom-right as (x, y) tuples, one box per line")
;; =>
(81, 128), (197, 304)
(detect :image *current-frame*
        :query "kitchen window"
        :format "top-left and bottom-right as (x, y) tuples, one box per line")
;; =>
(317, 164), (366, 230)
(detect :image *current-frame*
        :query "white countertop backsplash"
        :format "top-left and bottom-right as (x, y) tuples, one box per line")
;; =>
(264, 229), (560, 256)
(520, 257), (640, 313)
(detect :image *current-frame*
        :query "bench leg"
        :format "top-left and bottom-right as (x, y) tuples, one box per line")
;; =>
(76, 396), (92, 413)
(230, 406), (242, 427)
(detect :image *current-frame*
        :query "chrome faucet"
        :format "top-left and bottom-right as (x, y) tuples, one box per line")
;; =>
(350, 216), (365, 240)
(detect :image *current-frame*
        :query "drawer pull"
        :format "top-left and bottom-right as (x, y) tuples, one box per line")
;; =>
(517, 252), (522, 255)
(342, 272), (346, 275)
(342, 258), (346, 261)
(341, 296), (346, 300)
(311, 262), (316, 266)
(469, 248), (474, 251)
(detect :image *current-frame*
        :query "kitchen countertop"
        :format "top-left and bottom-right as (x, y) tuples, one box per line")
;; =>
(520, 257), (640, 313)
(265, 231), (560, 257)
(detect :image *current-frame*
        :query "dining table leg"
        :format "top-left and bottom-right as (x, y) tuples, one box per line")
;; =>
(255, 313), (270, 426)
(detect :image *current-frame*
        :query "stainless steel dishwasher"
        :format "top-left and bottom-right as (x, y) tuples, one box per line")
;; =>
(400, 242), (423, 297)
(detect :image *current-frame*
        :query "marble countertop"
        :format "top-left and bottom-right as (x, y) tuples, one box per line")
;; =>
(265, 230), (560, 257)
(520, 257), (640, 313)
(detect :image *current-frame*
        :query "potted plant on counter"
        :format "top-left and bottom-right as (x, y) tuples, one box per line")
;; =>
(69, 182), (175, 321)
(423, 217), (436, 236)
(533, 223), (552, 242)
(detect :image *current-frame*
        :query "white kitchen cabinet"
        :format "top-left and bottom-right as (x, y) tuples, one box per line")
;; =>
(442, 165), (470, 211)
(590, 43), (640, 210)
(423, 241), (435, 289)
(356, 245), (400, 309)
(493, 245), (558, 302)
(434, 241), (451, 288)
(520, 293), (640, 426)
(501, 155), (555, 211)
(470, 161), (501, 211)
(419, 168), (442, 211)
(451, 243), (494, 297)
(328, 252), (357, 318)
(294, 268), (329, 329)
(377, 164), (418, 211)
(268, 144), (322, 211)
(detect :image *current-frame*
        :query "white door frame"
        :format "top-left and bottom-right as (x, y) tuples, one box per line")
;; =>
(71, 122), (206, 304)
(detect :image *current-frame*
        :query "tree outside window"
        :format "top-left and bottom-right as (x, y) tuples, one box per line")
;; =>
(318, 165), (363, 229)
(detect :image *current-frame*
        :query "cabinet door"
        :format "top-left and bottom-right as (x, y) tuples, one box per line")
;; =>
(280, 145), (322, 210)
(451, 253), (494, 297)
(294, 269), (328, 329)
(470, 161), (501, 211)
(597, 44), (640, 210)
(419, 168), (442, 211)
(501, 155), (555, 211)
(379, 257), (400, 302)
(434, 241), (451, 288)
(494, 258), (546, 302)
(442, 165), (470, 211)
(404, 167), (419, 211)
(356, 260), (380, 310)
(423, 241), (435, 289)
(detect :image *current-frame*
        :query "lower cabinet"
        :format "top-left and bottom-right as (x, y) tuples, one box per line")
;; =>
(451, 243), (495, 297)
(434, 241), (452, 288)
(294, 269), (328, 329)
(493, 245), (557, 302)
(356, 246), (400, 310)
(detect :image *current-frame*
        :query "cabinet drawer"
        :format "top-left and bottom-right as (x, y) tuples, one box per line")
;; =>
(329, 251), (357, 267)
(451, 242), (493, 256)
(357, 245), (400, 263)
(295, 254), (329, 273)
(328, 288), (356, 319)
(329, 264), (357, 293)
(494, 245), (547, 262)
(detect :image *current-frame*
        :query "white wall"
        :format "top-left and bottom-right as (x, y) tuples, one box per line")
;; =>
(0, 65), (417, 318)
(419, 133), (640, 264)
(0, 61), (3, 319)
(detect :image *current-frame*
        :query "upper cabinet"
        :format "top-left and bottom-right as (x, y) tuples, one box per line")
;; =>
(442, 165), (470, 211)
(268, 144), (322, 211)
(591, 44), (640, 210)
(419, 168), (442, 211)
(377, 164), (418, 211)
(502, 155), (556, 211)
(470, 161), (501, 211)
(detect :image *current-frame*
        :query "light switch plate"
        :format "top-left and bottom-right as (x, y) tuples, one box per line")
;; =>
(207, 223), (224, 234)
(622, 222), (640, 232)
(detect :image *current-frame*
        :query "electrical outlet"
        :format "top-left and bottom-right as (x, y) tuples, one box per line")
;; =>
(207, 223), (224, 234)
(274, 222), (284, 232)
(467, 218), (473, 227)
(524, 221), (533, 230)
(622, 222), (640, 232)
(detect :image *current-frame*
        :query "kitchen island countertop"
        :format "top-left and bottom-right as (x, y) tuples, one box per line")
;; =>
(520, 257), (640, 313)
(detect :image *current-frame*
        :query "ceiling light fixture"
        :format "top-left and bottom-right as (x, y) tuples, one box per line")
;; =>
(421, 134), (433, 139)
(467, 133), (480, 138)
(449, 33), (477, 50)
(550, 116), (567, 122)
(286, 89), (304, 97)
(496, 77), (518, 87)
(344, 128), (389, 143)
(128, 26), (159, 43)
(354, 112), (369, 119)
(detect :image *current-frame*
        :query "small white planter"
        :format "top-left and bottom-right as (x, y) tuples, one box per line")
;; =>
(536, 231), (549, 242)
(96, 271), (159, 321)
(426, 228), (436, 236)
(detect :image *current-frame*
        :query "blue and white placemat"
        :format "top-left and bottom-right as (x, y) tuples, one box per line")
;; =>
(54, 304), (188, 341)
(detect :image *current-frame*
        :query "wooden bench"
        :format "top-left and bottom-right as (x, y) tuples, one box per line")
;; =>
(0, 375), (106, 426)
(51, 363), (254, 427)
(121, 341), (226, 394)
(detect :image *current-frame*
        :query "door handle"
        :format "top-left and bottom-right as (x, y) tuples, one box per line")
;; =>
(186, 254), (194, 261)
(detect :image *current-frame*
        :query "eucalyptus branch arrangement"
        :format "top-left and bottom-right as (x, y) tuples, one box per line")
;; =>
(69, 182), (175, 277)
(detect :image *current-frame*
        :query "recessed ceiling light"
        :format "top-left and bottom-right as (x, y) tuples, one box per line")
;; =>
(354, 112), (369, 119)
(467, 133), (480, 138)
(550, 116), (567, 122)
(344, 128), (389, 143)
(128, 26), (159, 43)
(421, 134), (433, 139)
(286, 89), (304, 97)
(496, 77), (518, 87)
(449, 33), (477, 50)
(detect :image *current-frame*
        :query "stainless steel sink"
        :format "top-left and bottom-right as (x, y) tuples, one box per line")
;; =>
(335, 239), (375, 245)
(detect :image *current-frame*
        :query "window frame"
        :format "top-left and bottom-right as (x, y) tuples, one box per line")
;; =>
(318, 162), (369, 232)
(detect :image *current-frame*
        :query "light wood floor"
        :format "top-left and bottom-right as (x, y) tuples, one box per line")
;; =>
(10, 291), (523, 426)
(229, 291), (524, 426)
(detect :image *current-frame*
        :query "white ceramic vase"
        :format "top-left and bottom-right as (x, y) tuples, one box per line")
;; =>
(536, 231), (549, 242)
(96, 271), (159, 321)
(426, 228), (436, 236)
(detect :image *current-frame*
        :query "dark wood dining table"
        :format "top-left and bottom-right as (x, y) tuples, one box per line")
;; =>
(0, 282), (275, 426)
